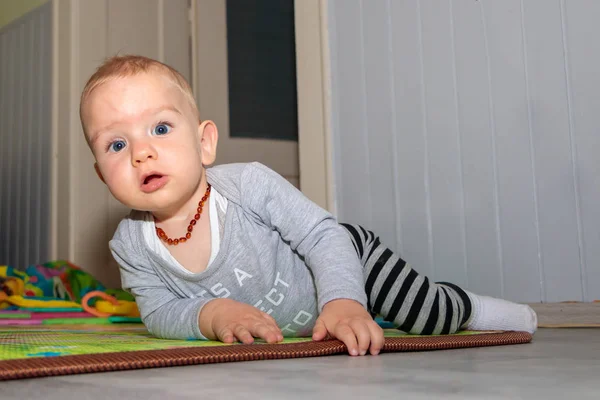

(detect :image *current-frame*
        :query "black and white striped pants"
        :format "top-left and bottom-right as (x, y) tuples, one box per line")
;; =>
(341, 223), (472, 335)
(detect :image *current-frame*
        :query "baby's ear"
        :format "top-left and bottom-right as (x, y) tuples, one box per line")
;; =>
(198, 120), (219, 166)
(94, 163), (106, 184)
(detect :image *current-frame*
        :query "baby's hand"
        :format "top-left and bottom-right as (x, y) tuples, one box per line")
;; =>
(312, 299), (384, 356)
(199, 298), (284, 344)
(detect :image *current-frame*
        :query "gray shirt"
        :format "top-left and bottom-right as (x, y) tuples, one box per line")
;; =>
(110, 162), (367, 340)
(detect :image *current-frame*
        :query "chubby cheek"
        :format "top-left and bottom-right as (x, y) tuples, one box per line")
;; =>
(165, 142), (204, 173)
(97, 161), (137, 204)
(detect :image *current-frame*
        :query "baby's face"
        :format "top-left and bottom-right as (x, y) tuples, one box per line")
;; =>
(82, 72), (210, 214)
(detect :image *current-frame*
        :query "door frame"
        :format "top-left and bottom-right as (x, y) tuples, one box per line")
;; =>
(190, 0), (334, 212)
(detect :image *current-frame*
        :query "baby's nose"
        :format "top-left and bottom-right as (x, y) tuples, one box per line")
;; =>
(132, 144), (158, 165)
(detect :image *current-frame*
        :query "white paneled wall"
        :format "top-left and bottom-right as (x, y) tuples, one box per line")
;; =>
(0, 3), (52, 267)
(328, 0), (599, 303)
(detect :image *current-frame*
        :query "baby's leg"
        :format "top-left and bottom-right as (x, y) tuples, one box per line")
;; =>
(341, 223), (537, 334)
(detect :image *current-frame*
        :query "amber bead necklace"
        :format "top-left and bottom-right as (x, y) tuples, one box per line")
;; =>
(155, 184), (211, 245)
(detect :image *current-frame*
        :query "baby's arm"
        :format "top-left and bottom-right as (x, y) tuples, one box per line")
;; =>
(111, 240), (211, 340)
(240, 163), (368, 310)
(239, 163), (383, 355)
(111, 238), (281, 343)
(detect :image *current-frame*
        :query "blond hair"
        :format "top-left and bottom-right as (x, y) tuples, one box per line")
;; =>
(80, 55), (198, 137)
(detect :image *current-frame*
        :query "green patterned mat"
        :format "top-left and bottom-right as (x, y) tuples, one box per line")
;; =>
(0, 324), (489, 361)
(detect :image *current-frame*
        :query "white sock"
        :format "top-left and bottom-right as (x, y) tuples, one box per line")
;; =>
(464, 292), (538, 334)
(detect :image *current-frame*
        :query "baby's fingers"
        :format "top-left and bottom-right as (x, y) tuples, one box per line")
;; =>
(335, 324), (359, 356)
(249, 321), (283, 343)
(312, 319), (328, 341)
(261, 313), (284, 341)
(368, 322), (384, 355)
(232, 325), (255, 344)
(350, 320), (372, 356)
(217, 328), (236, 344)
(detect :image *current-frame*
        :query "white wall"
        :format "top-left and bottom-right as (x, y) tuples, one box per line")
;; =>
(327, 0), (600, 303)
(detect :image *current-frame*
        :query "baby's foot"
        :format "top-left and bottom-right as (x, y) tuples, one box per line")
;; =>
(464, 292), (538, 334)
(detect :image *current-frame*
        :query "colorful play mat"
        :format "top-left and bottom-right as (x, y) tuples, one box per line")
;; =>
(0, 324), (532, 381)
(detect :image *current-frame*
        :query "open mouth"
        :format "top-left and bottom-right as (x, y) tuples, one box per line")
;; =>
(141, 173), (168, 193)
(143, 174), (163, 185)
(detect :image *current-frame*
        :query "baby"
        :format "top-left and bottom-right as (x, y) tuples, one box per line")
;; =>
(79, 55), (537, 356)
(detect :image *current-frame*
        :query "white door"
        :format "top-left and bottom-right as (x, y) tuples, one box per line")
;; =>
(192, 0), (299, 187)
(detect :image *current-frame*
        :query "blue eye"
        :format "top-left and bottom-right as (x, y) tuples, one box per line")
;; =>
(110, 140), (126, 152)
(153, 123), (171, 135)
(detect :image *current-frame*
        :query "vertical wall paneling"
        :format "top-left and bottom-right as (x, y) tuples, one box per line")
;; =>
(11, 25), (23, 267)
(0, 3), (52, 267)
(327, 0), (342, 218)
(452, 1), (504, 298)
(521, 0), (582, 302)
(29, 16), (39, 265)
(481, 0), (545, 302)
(329, 0), (373, 229)
(362, 1), (397, 250)
(14, 23), (25, 269)
(24, 16), (35, 267)
(328, 0), (598, 302)
(388, 1), (432, 277)
(419, 1), (468, 286)
(39, 6), (52, 267)
(563, 0), (600, 302)
(3, 28), (16, 264)
(0, 34), (7, 263)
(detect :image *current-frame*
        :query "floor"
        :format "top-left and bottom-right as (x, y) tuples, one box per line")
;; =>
(2, 329), (599, 399)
